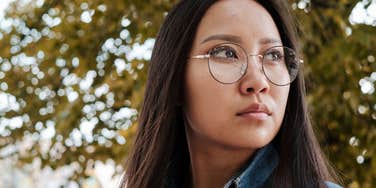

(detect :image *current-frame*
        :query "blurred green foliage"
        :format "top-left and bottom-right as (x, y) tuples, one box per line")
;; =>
(0, 0), (375, 187)
(296, 1), (376, 187)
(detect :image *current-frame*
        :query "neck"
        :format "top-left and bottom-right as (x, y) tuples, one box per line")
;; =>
(185, 128), (256, 188)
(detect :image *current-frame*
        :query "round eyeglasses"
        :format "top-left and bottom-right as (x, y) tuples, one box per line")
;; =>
(190, 42), (303, 86)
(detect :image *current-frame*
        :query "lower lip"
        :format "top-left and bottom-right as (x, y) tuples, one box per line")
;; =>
(238, 112), (269, 120)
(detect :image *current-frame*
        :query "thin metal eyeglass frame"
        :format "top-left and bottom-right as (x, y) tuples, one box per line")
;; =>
(189, 43), (304, 86)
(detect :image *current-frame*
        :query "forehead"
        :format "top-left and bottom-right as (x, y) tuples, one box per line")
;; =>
(194, 0), (281, 46)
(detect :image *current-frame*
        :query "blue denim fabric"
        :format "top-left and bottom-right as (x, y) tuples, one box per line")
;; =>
(223, 143), (278, 188)
(325, 181), (342, 188)
(223, 144), (342, 188)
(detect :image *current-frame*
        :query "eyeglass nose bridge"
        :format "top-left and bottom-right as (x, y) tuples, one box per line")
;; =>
(239, 54), (264, 75)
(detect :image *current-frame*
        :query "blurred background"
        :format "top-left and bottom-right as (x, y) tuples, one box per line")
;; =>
(0, 0), (375, 187)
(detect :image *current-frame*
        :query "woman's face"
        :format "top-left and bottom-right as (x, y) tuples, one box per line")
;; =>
(184, 0), (290, 150)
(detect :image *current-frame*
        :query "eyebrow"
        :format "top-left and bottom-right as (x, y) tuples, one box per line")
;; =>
(259, 37), (282, 45)
(201, 34), (242, 44)
(201, 34), (282, 45)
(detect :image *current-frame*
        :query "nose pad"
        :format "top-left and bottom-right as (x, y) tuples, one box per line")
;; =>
(240, 64), (246, 75)
(251, 54), (264, 69)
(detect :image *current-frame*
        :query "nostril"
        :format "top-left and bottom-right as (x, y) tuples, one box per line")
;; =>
(260, 87), (267, 93)
(246, 87), (267, 93)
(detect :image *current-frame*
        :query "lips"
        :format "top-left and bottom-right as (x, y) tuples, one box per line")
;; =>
(236, 103), (272, 119)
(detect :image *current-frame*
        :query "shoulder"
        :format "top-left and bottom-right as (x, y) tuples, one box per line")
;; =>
(325, 181), (342, 188)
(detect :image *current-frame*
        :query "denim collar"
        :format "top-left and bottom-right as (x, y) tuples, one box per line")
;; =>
(223, 143), (279, 188)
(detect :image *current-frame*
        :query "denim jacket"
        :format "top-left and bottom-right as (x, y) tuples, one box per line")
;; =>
(165, 143), (342, 188)
(222, 144), (342, 188)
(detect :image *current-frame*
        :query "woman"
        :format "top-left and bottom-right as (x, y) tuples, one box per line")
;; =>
(121, 0), (342, 187)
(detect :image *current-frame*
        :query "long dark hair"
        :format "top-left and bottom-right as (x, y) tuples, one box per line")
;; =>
(122, 1), (339, 187)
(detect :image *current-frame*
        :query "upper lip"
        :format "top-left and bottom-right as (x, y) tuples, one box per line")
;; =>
(236, 103), (272, 116)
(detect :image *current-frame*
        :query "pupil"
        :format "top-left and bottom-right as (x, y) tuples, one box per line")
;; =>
(226, 51), (234, 57)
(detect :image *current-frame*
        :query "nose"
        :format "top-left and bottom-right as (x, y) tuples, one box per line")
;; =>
(239, 55), (270, 95)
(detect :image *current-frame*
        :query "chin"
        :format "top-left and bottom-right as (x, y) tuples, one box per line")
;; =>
(218, 136), (274, 151)
(241, 132), (277, 149)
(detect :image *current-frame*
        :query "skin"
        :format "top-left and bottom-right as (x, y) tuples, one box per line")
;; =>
(183, 0), (290, 187)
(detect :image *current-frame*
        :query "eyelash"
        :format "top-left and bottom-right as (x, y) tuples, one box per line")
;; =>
(210, 46), (236, 56)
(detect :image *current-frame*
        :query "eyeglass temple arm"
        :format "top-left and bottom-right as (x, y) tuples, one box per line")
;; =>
(190, 54), (210, 59)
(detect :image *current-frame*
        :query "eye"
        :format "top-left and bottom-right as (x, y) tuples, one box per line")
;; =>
(209, 46), (239, 60)
(264, 49), (283, 62)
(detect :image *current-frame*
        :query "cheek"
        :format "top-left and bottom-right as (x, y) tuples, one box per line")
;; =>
(183, 63), (230, 130)
(270, 86), (290, 123)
